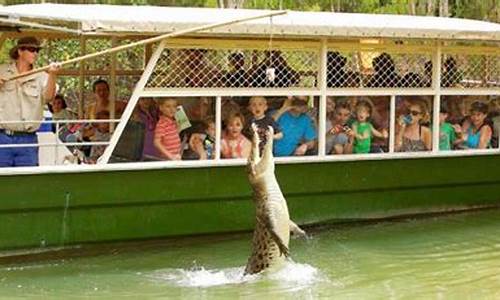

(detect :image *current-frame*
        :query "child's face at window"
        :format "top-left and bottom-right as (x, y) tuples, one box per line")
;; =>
(439, 112), (448, 124)
(206, 122), (215, 138)
(97, 122), (109, 133)
(248, 99), (267, 118)
(356, 107), (370, 122)
(227, 117), (243, 138)
(52, 98), (64, 112)
(159, 100), (177, 118)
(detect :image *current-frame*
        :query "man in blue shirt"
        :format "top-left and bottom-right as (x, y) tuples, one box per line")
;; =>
(273, 97), (317, 156)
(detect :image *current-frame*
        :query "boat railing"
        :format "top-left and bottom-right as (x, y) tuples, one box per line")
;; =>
(0, 118), (120, 165)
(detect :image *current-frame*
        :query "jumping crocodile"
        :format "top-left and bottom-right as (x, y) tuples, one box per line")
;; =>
(244, 124), (306, 275)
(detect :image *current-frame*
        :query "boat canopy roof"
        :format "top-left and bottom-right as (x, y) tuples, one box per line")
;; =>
(0, 4), (498, 41)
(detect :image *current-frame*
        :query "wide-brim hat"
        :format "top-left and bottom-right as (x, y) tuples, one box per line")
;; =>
(9, 36), (42, 60)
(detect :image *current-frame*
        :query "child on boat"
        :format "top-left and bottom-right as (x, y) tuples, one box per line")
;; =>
(88, 110), (111, 164)
(154, 98), (182, 160)
(186, 116), (216, 160)
(202, 116), (215, 159)
(221, 113), (252, 159)
(246, 96), (283, 151)
(438, 105), (461, 150)
(351, 100), (388, 153)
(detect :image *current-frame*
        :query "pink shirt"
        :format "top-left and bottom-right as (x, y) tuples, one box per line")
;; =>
(155, 116), (181, 157)
(221, 134), (251, 159)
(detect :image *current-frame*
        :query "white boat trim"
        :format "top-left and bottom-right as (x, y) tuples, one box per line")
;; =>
(0, 148), (498, 177)
(0, 4), (498, 41)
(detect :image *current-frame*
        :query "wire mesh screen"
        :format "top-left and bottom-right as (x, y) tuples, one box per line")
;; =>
(441, 53), (499, 88)
(326, 50), (433, 88)
(146, 47), (319, 89)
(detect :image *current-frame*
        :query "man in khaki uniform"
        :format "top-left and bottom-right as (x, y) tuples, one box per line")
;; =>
(0, 36), (59, 167)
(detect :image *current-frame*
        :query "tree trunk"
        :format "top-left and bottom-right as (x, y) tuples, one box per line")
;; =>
(222, 0), (245, 8)
(427, 0), (435, 15)
(439, 0), (449, 17)
(409, 0), (416, 15)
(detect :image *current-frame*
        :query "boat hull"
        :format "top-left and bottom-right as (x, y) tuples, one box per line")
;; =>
(1, 154), (499, 251)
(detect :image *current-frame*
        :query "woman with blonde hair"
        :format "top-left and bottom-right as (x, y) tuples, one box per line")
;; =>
(395, 98), (432, 152)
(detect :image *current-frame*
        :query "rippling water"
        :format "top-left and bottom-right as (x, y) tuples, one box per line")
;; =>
(1, 209), (500, 299)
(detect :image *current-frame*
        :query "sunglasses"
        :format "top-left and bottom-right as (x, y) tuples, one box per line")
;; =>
(20, 47), (40, 53)
(409, 110), (422, 116)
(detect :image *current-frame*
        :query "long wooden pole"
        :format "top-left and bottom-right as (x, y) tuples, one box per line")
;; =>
(6, 10), (287, 82)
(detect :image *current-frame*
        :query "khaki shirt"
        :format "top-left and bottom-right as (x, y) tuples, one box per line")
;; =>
(0, 63), (49, 132)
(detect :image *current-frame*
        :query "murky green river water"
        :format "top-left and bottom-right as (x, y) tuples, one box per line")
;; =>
(1, 209), (500, 299)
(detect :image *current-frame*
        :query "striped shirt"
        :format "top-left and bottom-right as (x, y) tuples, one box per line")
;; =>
(155, 116), (181, 157)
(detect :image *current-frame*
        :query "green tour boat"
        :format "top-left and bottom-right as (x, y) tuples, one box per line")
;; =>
(0, 4), (498, 254)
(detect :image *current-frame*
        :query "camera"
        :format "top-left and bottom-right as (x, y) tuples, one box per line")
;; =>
(403, 115), (412, 125)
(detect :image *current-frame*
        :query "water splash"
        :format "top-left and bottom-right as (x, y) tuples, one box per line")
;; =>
(149, 260), (329, 288)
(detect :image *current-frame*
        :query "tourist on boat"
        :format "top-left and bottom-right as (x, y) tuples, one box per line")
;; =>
(48, 94), (75, 132)
(0, 36), (60, 167)
(351, 100), (388, 154)
(443, 96), (467, 125)
(454, 101), (492, 149)
(49, 94), (75, 121)
(135, 98), (160, 160)
(438, 105), (461, 151)
(182, 49), (220, 88)
(441, 57), (463, 88)
(221, 98), (242, 129)
(87, 110), (111, 164)
(367, 52), (401, 88)
(273, 96), (317, 156)
(401, 72), (424, 88)
(246, 96), (283, 151)
(202, 116), (215, 159)
(224, 52), (247, 87)
(85, 79), (126, 119)
(326, 51), (348, 88)
(221, 113), (251, 159)
(185, 97), (213, 122)
(395, 98), (432, 152)
(183, 116), (215, 160)
(423, 60), (433, 87)
(251, 51), (299, 88)
(154, 98), (182, 160)
(326, 101), (354, 155)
